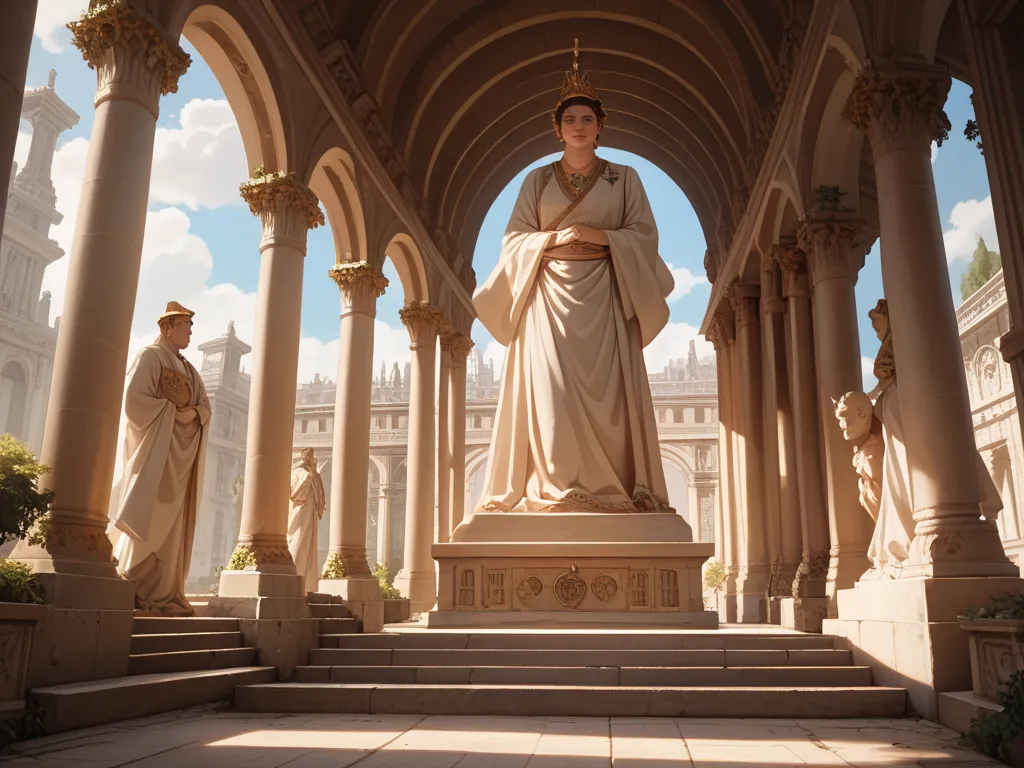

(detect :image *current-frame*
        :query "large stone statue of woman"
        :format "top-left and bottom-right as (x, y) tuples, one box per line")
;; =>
(472, 40), (676, 517)
(287, 448), (326, 593)
(109, 302), (210, 615)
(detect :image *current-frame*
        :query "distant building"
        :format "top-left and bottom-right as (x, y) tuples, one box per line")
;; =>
(0, 72), (78, 451)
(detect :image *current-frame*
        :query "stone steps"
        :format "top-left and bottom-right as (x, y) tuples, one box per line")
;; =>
(130, 630), (244, 654)
(318, 618), (362, 634)
(308, 647), (853, 667)
(32, 666), (276, 734)
(292, 664), (875, 687)
(128, 646), (258, 675)
(234, 682), (907, 718)
(132, 616), (238, 634)
(331, 632), (837, 650)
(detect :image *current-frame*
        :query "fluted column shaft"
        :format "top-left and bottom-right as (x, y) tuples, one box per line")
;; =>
(444, 334), (473, 534)
(0, 0), (36, 236)
(709, 311), (737, 619)
(780, 249), (830, 597)
(436, 339), (452, 543)
(325, 263), (387, 579)
(229, 171), (323, 579)
(843, 61), (1015, 576)
(394, 303), (444, 611)
(727, 333), (745, 588)
(797, 213), (872, 607)
(729, 281), (769, 622)
(13, 5), (190, 578)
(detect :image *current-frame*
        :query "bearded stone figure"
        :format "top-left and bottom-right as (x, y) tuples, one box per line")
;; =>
(288, 448), (326, 593)
(109, 302), (210, 616)
(473, 40), (676, 517)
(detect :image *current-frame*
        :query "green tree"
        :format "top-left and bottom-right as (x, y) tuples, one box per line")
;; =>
(960, 236), (1002, 301)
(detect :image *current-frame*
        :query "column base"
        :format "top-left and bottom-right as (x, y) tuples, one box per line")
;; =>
(393, 569), (436, 614)
(826, 543), (872, 618)
(905, 520), (1019, 578)
(318, 577), (384, 633)
(823, 575), (1024, 720)
(24, 572), (135, 689)
(779, 596), (829, 633)
(735, 566), (769, 623)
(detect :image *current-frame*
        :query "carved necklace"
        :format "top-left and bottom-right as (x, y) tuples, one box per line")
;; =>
(561, 158), (598, 192)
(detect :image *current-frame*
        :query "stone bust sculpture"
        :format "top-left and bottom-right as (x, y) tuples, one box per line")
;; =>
(834, 391), (884, 522)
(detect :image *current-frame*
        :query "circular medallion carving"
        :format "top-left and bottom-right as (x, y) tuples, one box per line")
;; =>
(516, 575), (543, 602)
(553, 564), (587, 608)
(590, 574), (618, 603)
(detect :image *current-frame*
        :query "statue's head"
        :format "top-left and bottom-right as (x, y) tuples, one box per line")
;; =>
(868, 299), (889, 342)
(834, 391), (874, 443)
(157, 301), (195, 351)
(552, 40), (606, 148)
(300, 448), (316, 471)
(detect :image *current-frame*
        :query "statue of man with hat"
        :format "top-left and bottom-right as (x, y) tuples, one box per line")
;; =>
(109, 302), (211, 615)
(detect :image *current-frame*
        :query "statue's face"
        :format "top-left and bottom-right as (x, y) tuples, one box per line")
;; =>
(836, 404), (870, 442)
(560, 105), (599, 150)
(165, 317), (193, 350)
(870, 312), (889, 342)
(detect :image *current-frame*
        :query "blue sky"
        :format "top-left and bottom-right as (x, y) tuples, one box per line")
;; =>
(21, 4), (997, 388)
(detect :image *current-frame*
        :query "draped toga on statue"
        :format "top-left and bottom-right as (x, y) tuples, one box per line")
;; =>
(474, 160), (676, 514)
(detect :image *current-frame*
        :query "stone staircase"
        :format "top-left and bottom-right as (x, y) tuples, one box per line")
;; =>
(128, 616), (256, 674)
(234, 629), (909, 718)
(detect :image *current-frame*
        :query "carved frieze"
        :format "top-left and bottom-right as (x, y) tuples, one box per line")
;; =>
(590, 574), (618, 603)
(516, 575), (543, 603)
(552, 564), (587, 608)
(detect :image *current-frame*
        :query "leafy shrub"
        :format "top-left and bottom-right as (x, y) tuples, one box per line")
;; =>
(962, 670), (1024, 763)
(226, 544), (256, 571)
(374, 562), (402, 599)
(703, 559), (727, 592)
(320, 552), (345, 579)
(0, 434), (54, 545)
(0, 559), (44, 604)
(961, 593), (1024, 621)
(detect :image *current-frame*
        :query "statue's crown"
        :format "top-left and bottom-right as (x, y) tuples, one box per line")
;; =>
(556, 39), (599, 111)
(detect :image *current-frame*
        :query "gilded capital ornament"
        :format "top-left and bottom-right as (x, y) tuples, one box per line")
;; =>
(240, 167), (325, 250)
(441, 332), (475, 364)
(399, 302), (445, 347)
(841, 60), (952, 157)
(68, 2), (191, 109)
(329, 261), (388, 316)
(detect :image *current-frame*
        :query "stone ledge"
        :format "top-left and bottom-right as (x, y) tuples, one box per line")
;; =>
(425, 609), (718, 628)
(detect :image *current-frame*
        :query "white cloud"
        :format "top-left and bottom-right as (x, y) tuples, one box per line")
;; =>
(643, 322), (714, 374)
(33, 0), (89, 53)
(862, 356), (877, 394)
(13, 131), (31, 170)
(150, 99), (248, 210)
(931, 142), (939, 164)
(943, 196), (998, 264)
(665, 263), (708, 302)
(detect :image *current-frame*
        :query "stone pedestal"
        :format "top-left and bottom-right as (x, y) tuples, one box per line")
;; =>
(779, 596), (829, 633)
(318, 577), (383, 633)
(430, 513), (717, 627)
(823, 576), (1024, 720)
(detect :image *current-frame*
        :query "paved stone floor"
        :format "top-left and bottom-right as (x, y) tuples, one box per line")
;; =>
(0, 708), (999, 767)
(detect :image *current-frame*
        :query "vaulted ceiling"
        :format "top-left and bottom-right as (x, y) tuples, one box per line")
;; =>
(296, 0), (808, 273)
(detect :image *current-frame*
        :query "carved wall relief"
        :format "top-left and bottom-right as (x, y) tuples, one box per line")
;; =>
(458, 569), (475, 607)
(660, 569), (680, 608)
(485, 570), (506, 608)
(516, 575), (543, 603)
(590, 574), (618, 603)
(553, 564), (587, 608)
(629, 571), (650, 607)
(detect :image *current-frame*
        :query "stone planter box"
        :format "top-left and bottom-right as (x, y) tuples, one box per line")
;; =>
(0, 602), (46, 709)
(384, 598), (410, 624)
(959, 617), (1024, 702)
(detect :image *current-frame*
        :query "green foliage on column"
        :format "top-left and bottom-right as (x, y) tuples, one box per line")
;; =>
(961, 237), (1002, 301)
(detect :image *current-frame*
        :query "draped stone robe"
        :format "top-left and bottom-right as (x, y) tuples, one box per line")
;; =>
(474, 161), (675, 514)
(288, 460), (326, 593)
(110, 339), (210, 615)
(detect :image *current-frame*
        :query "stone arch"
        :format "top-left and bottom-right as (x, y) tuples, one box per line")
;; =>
(179, 4), (289, 173)
(309, 147), (367, 264)
(368, 454), (388, 485)
(0, 359), (29, 440)
(660, 444), (697, 487)
(385, 233), (430, 304)
(465, 447), (490, 483)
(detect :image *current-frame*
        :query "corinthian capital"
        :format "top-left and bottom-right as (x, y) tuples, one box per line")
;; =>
(775, 246), (810, 299)
(399, 302), (445, 347)
(727, 281), (760, 328)
(68, 1), (191, 113)
(329, 261), (388, 317)
(796, 213), (866, 285)
(440, 332), (474, 365)
(240, 169), (325, 251)
(841, 60), (952, 158)
(706, 309), (735, 351)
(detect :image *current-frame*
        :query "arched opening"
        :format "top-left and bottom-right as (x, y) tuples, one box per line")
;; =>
(0, 360), (28, 440)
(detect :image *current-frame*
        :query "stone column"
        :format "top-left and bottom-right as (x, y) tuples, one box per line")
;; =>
(443, 333), (474, 534)
(8, 4), (188, 687)
(729, 281), (769, 622)
(796, 212), (872, 608)
(436, 334), (453, 543)
(843, 61), (1016, 577)
(319, 262), (387, 626)
(707, 310), (738, 619)
(0, 0), (36, 235)
(393, 302), (445, 611)
(222, 170), (324, 595)
(959, 2), (1024, 445)
(377, 484), (393, 571)
(779, 247), (830, 599)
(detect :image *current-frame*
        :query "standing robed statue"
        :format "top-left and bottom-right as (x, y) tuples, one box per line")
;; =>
(109, 302), (210, 615)
(473, 40), (677, 516)
(288, 448), (326, 593)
